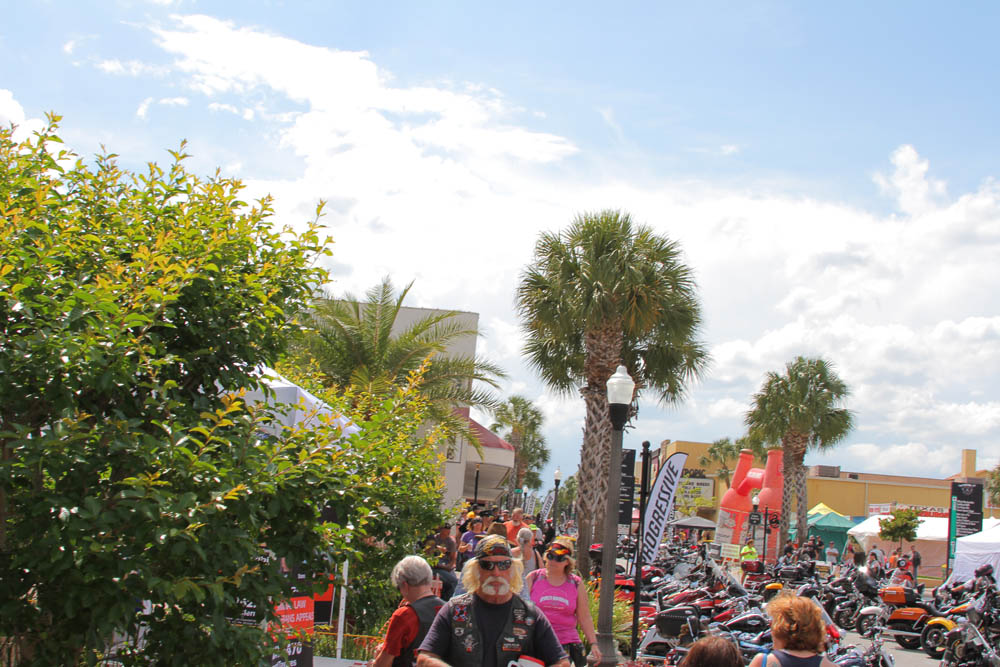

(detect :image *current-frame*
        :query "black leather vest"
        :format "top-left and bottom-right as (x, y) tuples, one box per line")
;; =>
(393, 594), (443, 667)
(444, 593), (540, 667)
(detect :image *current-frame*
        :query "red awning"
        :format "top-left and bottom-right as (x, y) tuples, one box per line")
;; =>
(455, 408), (514, 451)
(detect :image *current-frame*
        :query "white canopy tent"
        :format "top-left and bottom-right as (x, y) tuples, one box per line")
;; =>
(240, 367), (360, 438)
(241, 368), (360, 660)
(950, 523), (1000, 584)
(848, 515), (1000, 574)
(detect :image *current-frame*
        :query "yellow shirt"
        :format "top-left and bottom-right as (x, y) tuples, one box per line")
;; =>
(740, 545), (758, 561)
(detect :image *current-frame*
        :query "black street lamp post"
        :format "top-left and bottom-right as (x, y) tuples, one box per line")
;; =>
(553, 468), (562, 530)
(597, 365), (635, 667)
(473, 464), (480, 507)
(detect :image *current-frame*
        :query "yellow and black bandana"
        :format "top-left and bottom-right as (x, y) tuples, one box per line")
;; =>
(475, 534), (512, 559)
(546, 543), (572, 558)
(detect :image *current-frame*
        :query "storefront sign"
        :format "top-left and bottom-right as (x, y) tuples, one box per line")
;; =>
(867, 502), (948, 518)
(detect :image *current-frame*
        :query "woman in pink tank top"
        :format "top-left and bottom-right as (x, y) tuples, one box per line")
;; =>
(523, 537), (600, 667)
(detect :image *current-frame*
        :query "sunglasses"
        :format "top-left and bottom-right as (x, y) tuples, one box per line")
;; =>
(479, 558), (513, 571)
(546, 552), (569, 562)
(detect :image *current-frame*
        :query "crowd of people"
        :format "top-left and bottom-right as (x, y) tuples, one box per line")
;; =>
(371, 505), (929, 666)
(370, 506), (593, 667)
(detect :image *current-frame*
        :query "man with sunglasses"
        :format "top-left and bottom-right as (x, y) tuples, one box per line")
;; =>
(417, 534), (569, 667)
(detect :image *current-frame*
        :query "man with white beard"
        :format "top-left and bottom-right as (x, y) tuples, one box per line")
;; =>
(417, 534), (569, 667)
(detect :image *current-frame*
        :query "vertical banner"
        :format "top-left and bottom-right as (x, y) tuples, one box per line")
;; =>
(640, 452), (689, 564)
(524, 493), (538, 516)
(948, 481), (984, 568)
(539, 490), (556, 521)
(618, 448), (636, 526)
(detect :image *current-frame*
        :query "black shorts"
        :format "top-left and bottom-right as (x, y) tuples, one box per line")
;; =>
(563, 642), (586, 667)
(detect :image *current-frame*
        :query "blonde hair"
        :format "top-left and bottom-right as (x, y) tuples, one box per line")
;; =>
(461, 557), (524, 595)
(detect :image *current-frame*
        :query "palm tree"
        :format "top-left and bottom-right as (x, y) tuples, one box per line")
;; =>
(699, 437), (743, 489)
(291, 277), (506, 445)
(988, 464), (1000, 508)
(491, 396), (550, 494)
(516, 210), (708, 572)
(744, 356), (854, 549)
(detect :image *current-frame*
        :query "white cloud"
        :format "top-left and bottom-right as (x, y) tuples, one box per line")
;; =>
(0, 89), (44, 141)
(873, 144), (948, 216)
(159, 97), (189, 106)
(96, 59), (167, 77)
(597, 107), (625, 142)
(843, 442), (959, 476)
(208, 102), (238, 114)
(136, 97), (154, 119)
(78, 15), (1000, 480)
(0, 89), (26, 126)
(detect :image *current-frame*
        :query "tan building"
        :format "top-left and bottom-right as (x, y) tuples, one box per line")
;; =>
(393, 306), (514, 509)
(649, 440), (999, 520)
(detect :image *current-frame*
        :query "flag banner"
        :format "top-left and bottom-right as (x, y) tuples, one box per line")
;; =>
(540, 490), (555, 521)
(640, 452), (688, 564)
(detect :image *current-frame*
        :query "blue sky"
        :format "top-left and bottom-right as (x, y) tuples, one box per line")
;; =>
(5, 1), (1000, 492)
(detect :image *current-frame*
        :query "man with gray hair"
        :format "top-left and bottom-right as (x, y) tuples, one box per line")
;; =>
(370, 555), (444, 667)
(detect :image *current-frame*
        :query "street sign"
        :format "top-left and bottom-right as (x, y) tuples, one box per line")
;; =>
(748, 511), (762, 526)
(768, 515), (779, 528)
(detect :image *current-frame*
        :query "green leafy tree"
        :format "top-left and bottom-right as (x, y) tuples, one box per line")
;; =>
(491, 396), (550, 493)
(699, 437), (744, 488)
(0, 117), (446, 665)
(556, 474), (577, 521)
(275, 363), (449, 637)
(879, 508), (921, 547)
(745, 356), (854, 550)
(290, 277), (505, 447)
(988, 464), (1000, 508)
(516, 210), (708, 573)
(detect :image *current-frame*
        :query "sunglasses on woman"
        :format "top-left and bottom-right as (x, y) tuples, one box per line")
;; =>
(546, 551), (569, 562)
(479, 558), (513, 571)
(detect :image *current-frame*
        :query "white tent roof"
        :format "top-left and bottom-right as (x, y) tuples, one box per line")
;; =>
(951, 521), (1000, 583)
(848, 515), (950, 542)
(241, 367), (361, 438)
(847, 515), (1000, 543)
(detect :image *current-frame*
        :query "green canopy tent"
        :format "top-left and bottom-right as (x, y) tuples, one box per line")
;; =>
(788, 511), (859, 555)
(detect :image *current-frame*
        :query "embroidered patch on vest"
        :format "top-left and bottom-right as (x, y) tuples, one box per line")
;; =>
(462, 634), (477, 653)
(454, 627), (464, 637)
(512, 626), (528, 637)
(513, 607), (525, 622)
(453, 602), (470, 623)
(501, 636), (521, 652)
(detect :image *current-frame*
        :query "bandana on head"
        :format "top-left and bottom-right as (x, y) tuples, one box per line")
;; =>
(475, 534), (512, 560)
(546, 543), (572, 558)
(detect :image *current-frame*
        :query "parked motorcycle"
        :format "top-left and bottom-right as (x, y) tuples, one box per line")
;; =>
(856, 583), (939, 649)
(940, 588), (1000, 667)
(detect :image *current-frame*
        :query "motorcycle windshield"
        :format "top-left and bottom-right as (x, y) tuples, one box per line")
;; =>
(708, 558), (748, 597)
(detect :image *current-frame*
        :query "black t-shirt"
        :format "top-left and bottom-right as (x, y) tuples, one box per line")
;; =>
(419, 594), (567, 667)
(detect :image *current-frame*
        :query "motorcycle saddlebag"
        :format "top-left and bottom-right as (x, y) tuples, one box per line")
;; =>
(880, 586), (918, 605)
(655, 606), (701, 638)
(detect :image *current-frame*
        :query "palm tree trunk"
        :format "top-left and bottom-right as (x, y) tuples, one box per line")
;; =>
(779, 444), (793, 551)
(575, 323), (623, 578)
(576, 385), (611, 577)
